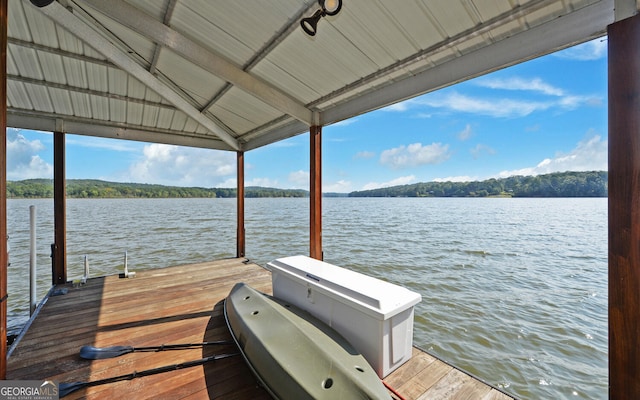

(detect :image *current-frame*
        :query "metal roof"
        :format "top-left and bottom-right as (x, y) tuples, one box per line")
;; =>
(7, 0), (634, 152)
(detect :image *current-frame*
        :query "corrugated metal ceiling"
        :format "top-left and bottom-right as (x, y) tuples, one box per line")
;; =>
(6, 0), (632, 152)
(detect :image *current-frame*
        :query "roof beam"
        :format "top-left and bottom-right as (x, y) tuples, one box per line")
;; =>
(9, 75), (176, 110)
(149, 0), (177, 75)
(614, 0), (638, 21)
(7, 110), (233, 151)
(242, 119), (308, 151)
(34, 1), (241, 151)
(200, 1), (314, 116)
(78, 0), (314, 126)
(9, 37), (115, 67)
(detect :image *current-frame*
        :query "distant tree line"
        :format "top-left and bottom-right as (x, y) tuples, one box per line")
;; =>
(6, 179), (308, 199)
(349, 171), (607, 198)
(7, 171), (607, 199)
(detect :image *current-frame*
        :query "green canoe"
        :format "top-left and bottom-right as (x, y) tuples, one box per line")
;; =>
(224, 282), (390, 400)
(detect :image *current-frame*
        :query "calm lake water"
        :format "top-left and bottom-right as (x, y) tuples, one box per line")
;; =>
(7, 197), (607, 399)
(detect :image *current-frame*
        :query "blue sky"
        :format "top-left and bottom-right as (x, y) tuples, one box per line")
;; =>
(7, 38), (608, 193)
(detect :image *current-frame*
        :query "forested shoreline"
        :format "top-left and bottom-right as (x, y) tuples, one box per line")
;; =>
(349, 171), (607, 198)
(7, 171), (607, 199)
(7, 179), (307, 199)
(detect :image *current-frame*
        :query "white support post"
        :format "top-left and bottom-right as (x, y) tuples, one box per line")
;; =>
(29, 206), (36, 315)
(81, 255), (89, 285)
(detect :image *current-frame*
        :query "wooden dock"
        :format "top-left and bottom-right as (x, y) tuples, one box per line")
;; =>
(7, 258), (514, 399)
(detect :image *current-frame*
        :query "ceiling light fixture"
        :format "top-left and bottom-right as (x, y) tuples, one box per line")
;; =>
(301, 0), (343, 36)
(322, 0), (342, 16)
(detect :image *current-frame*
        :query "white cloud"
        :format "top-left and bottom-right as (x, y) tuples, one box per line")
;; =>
(526, 124), (541, 132)
(415, 112), (434, 119)
(330, 118), (358, 127)
(496, 134), (607, 178)
(433, 175), (477, 183)
(380, 142), (451, 169)
(457, 124), (473, 141)
(324, 180), (352, 193)
(419, 90), (599, 118)
(381, 99), (416, 112)
(121, 143), (236, 187)
(470, 144), (496, 159)
(246, 177), (279, 188)
(362, 175), (417, 190)
(7, 129), (53, 180)
(420, 92), (554, 118)
(558, 95), (591, 110)
(554, 38), (607, 61)
(218, 178), (238, 188)
(354, 150), (375, 159)
(269, 139), (300, 148)
(476, 77), (564, 96)
(288, 170), (310, 188)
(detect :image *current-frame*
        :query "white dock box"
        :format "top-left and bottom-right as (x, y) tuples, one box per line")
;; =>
(269, 255), (422, 378)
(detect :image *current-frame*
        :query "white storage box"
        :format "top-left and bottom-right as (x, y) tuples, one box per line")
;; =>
(269, 255), (422, 378)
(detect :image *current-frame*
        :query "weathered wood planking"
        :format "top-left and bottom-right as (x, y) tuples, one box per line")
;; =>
(7, 258), (515, 400)
(8, 258), (272, 399)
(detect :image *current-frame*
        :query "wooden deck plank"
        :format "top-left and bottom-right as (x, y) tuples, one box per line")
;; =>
(417, 368), (474, 400)
(385, 347), (437, 389)
(6, 258), (515, 400)
(397, 358), (453, 399)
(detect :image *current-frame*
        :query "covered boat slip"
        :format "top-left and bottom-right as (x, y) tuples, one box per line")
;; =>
(3, 1), (640, 398)
(6, 258), (514, 400)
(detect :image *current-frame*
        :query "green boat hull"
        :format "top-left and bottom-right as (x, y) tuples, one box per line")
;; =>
(224, 282), (390, 400)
